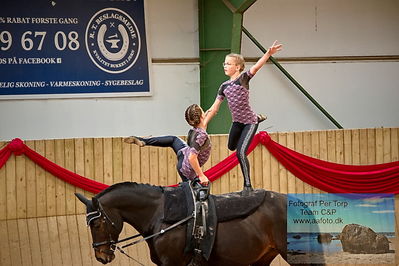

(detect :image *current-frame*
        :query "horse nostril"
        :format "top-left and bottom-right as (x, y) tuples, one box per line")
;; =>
(107, 254), (115, 263)
(96, 257), (107, 264)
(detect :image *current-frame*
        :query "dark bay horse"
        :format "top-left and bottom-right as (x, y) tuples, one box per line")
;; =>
(75, 182), (287, 266)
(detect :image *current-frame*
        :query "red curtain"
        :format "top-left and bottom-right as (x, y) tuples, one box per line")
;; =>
(1, 132), (399, 194)
(0, 138), (108, 193)
(256, 132), (399, 194)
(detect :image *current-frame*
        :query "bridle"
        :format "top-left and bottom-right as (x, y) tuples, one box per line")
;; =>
(86, 201), (118, 254)
(86, 200), (146, 265)
(87, 199), (194, 265)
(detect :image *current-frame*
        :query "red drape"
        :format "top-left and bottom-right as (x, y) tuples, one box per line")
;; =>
(0, 138), (108, 193)
(1, 132), (398, 194)
(256, 132), (399, 194)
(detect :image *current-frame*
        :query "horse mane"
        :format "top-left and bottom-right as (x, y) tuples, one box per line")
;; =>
(94, 182), (164, 199)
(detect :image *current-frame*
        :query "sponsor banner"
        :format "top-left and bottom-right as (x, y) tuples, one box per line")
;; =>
(287, 193), (395, 264)
(0, 0), (150, 99)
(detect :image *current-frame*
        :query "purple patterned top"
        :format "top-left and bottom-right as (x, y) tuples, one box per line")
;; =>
(179, 127), (211, 180)
(217, 70), (258, 124)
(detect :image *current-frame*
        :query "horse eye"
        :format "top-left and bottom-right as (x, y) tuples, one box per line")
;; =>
(92, 221), (101, 228)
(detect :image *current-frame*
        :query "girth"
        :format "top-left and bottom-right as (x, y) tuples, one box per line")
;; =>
(162, 183), (267, 262)
(163, 182), (216, 261)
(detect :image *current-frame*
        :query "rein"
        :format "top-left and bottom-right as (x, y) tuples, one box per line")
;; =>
(87, 200), (194, 264)
(119, 213), (194, 249)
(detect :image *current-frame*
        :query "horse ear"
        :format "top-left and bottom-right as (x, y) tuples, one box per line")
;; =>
(92, 197), (100, 209)
(75, 193), (91, 207)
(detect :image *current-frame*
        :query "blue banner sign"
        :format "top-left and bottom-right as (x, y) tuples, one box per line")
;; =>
(0, 0), (150, 99)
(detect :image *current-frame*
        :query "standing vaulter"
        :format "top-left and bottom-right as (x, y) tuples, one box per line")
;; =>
(208, 40), (282, 195)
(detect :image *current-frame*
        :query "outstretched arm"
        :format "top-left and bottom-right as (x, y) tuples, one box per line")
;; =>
(203, 98), (223, 126)
(188, 152), (209, 185)
(249, 40), (282, 76)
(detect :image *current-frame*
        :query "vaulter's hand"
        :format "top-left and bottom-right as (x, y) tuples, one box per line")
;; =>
(268, 40), (283, 56)
(199, 174), (209, 186)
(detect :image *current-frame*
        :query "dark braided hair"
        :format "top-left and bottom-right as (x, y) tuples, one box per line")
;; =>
(185, 104), (202, 127)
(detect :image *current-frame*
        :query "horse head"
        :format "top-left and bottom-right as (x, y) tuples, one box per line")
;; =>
(75, 193), (123, 264)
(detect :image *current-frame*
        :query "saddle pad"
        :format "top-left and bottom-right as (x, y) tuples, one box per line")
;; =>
(163, 183), (193, 223)
(163, 187), (266, 223)
(212, 189), (266, 222)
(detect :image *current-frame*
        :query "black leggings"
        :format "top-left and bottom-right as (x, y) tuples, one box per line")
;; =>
(228, 122), (258, 187)
(138, 136), (189, 182)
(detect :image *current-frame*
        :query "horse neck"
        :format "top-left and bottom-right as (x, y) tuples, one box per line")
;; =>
(101, 184), (163, 234)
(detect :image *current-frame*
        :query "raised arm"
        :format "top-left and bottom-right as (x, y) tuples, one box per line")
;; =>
(203, 98), (223, 126)
(249, 40), (282, 76)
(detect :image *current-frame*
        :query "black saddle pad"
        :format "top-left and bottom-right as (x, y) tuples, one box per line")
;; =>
(163, 183), (193, 223)
(212, 189), (266, 222)
(163, 187), (266, 223)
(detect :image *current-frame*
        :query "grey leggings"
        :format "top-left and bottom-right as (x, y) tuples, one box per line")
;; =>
(228, 122), (258, 187)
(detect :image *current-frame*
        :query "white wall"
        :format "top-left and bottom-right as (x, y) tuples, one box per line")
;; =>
(242, 0), (399, 131)
(242, 0), (399, 57)
(1, 0), (398, 141)
(0, 0), (200, 141)
(147, 0), (199, 58)
(250, 61), (399, 132)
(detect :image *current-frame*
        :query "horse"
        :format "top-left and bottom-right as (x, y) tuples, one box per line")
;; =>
(75, 182), (287, 266)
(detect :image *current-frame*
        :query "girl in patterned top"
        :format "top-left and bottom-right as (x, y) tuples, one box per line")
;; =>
(208, 40), (282, 194)
(124, 104), (217, 185)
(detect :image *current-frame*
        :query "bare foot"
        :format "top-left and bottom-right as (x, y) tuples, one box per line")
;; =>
(123, 136), (145, 147)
